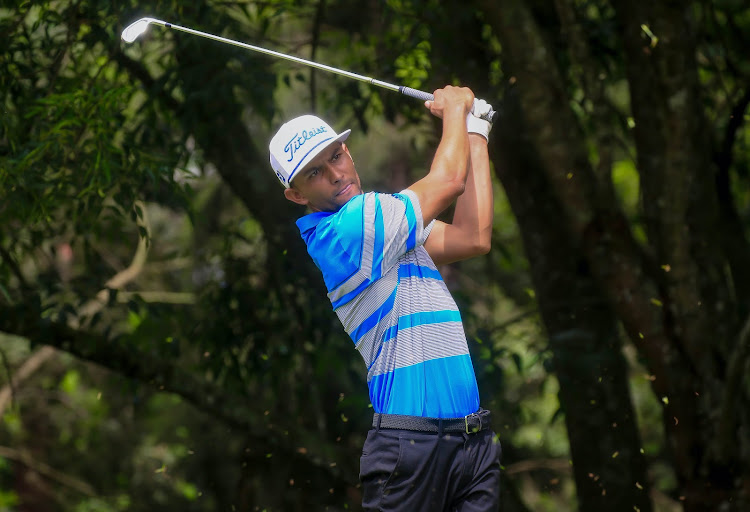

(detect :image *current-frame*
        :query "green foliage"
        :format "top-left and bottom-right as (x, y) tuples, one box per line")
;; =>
(0, 489), (20, 510)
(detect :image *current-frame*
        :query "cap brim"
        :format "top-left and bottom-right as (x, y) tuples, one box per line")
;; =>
(287, 129), (351, 185)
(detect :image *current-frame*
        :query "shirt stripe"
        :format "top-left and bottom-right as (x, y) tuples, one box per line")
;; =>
(384, 310), (462, 340)
(398, 263), (443, 281)
(350, 286), (397, 343)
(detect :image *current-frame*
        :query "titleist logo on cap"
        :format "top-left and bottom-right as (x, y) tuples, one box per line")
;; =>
(285, 126), (328, 162)
(269, 114), (350, 188)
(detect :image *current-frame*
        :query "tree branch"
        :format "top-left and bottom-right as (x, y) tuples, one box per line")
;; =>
(0, 304), (357, 489)
(112, 52), (182, 113)
(505, 457), (572, 475)
(714, 87), (750, 315)
(116, 291), (195, 304)
(0, 202), (150, 415)
(0, 346), (57, 417)
(716, 88), (750, 181)
(309, 0), (327, 112)
(0, 445), (96, 496)
(0, 346), (18, 412)
(73, 200), (150, 327)
(717, 314), (750, 459)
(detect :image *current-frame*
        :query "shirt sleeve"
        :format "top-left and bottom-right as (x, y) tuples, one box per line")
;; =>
(398, 190), (434, 245)
(368, 189), (429, 277)
(422, 219), (436, 245)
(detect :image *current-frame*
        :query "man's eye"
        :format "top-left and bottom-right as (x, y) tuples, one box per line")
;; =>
(309, 168), (319, 178)
(332, 153), (340, 161)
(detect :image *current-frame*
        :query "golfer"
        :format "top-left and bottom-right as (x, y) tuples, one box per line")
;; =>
(269, 85), (500, 511)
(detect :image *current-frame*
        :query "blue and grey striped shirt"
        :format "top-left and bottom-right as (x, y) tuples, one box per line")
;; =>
(296, 190), (479, 418)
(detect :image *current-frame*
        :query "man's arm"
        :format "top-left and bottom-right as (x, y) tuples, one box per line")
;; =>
(424, 132), (493, 265)
(408, 86), (474, 224)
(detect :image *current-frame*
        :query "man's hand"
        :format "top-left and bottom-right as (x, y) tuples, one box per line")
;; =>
(424, 86), (474, 119)
(466, 99), (494, 141)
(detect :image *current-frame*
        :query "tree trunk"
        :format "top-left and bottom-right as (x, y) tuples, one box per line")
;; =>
(492, 88), (652, 511)
(483, 0), (750, 508)
(611, 1), (749, 509)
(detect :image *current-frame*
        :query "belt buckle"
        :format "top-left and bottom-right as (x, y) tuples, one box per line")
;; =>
(465, 412), (481, 434)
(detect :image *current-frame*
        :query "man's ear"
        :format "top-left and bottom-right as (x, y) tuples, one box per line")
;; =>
(284, 186), (309, 206)
(342, 143), (353, 164)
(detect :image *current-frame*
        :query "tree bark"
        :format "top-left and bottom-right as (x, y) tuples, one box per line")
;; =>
(492, 87), (652, 511)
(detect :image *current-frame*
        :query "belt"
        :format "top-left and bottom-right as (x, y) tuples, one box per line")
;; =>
(372, 408), (491, 434)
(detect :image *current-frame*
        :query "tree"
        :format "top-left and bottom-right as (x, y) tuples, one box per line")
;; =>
(478, 0), (750, 509)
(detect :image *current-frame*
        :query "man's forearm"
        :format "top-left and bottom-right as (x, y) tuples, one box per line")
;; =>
(430, 106), (471, 188)
(452, 134), (493, 250)
(409, 103), (472, 224)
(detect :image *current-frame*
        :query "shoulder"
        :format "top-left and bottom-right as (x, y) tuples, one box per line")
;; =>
(379, 190), (419, 221)
(324, 191), (411, 237)
(373, 190), (417, 210)
(322, 193), (369, 243)
(304, 195), (369, 291)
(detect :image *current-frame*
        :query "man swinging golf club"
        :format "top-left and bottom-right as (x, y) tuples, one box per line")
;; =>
(269, 85), (500, 511)
(122, 19), (499, 508)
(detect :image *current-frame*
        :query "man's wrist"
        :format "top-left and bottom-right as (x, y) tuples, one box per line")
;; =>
(468, 133), (488, 144)
(443, 104), (470, 119)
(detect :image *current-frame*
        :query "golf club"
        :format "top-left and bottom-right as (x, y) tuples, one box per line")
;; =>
(121, 17), (496, 122)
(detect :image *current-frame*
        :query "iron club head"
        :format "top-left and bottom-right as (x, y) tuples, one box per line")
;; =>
(121, 18), (162, 43)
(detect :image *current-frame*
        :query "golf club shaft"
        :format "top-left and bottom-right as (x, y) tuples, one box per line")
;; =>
(123, 18), (496, 120)
(142, 19), (433, 101)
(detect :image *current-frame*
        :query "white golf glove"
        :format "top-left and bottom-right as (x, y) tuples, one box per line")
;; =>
(466, 99), (494, 141)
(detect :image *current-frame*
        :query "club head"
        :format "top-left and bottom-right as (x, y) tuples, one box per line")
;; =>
(121, 18), (157, 43)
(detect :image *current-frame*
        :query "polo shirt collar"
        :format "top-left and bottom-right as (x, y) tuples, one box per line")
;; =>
(296, 211), (333, 235)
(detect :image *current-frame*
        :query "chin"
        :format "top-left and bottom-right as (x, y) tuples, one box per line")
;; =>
(336, 185), (358, 203)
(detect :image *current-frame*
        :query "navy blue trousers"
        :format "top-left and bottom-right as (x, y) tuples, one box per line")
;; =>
(359, 427), (501, 511)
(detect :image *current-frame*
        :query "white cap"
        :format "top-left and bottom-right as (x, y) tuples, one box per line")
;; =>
(269, 114), (351, 188)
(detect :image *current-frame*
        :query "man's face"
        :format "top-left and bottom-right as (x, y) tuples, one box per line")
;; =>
(283, 142), (362, 212)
